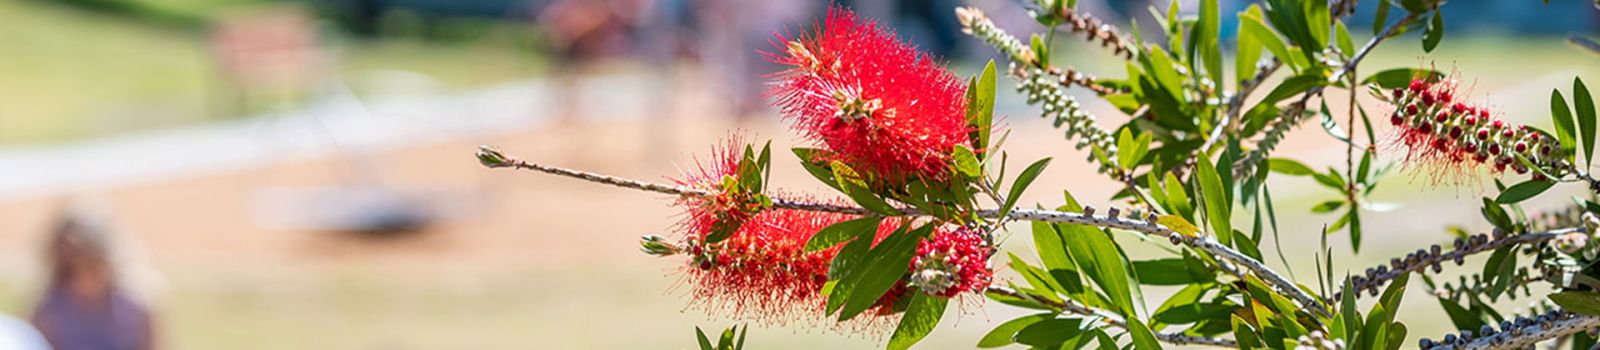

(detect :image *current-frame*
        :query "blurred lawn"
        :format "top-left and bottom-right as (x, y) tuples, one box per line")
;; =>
(0, 0), (543, 144)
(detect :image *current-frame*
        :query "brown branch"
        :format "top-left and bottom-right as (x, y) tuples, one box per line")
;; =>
(1335, 227), (1578, 300)
(1051, 6), (1135, 60)
(478, 146), (1332, 318)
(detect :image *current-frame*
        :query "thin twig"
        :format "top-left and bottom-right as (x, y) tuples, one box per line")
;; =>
(1233, 12), (1420, 179)
(478, 147), (1332, 318)
(1336, 227), (1579, 300)
(986, 286), (1239, 348)
(1422, 309), (1600, 350)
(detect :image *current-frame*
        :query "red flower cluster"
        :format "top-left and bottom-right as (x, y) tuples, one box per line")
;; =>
(1384, 77), (1564, 183)
(678, 207), (877, 322)
(672, 136), (763, 240)
(769, 8), (971, 185)
(908, 227), (993, 297)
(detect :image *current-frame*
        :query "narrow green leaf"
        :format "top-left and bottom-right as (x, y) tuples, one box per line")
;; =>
(977, 313), (1054, 348)
(1126, 318), (1165, 350)
(1553, 90), (1578, 158)
(888, 293), (949, 350)
(1198, 0), (1223, 90)
(1311, 200), (1344, 213)
(1576, 78), (1596, 167)
(1263, 74), (1324, 103)
(1016, 318), (1086, 347)
(837, 224), (932, 320)
(1235, 6), (1264, 87)
(1060, 223), (1139, 316)
(952, 145), (982, 178)
(1320, 101), (1352, 144)
(1372, 0), (1390, 36)
(696, 327), (715, 350)
(1496, 180), (1556, 204)
(1117, 129), (1152, 169)
(1550, 291), (1600, 316)
(1267, 158), (1315, 176)
(1422, 13), (1443, 52)
(1196, 157), (1233, 246)
(1133, 258), (1212, 285)
(1362, 68), (1443, 90)
(1334, 21), (1354, 55)
(831, 161), (898, 216)
(1003, 158), (1053, 215)
(968, 60), (998, 157)
(805, 217), (881, 252)
(1239, 10), (1301, 71)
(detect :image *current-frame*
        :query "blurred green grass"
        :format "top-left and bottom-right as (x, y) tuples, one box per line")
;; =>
(0, 0), (544, 144)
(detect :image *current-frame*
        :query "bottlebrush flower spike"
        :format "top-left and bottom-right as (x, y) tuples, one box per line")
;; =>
(1381, 76), (1567, 184)
(908, 226), (993, 297)
(672, 136), (770, 243)
(768, 7), (971, 185)
(675, 206), (904, 326)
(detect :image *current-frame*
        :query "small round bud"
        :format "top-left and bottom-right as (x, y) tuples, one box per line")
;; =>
(1409, 79), (1428, 92)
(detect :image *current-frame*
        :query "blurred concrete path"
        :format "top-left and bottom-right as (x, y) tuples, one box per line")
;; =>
(0, 73), (656, 199)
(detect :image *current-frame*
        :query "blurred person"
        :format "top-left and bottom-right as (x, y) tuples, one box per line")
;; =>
(537, 0), (652, 122)
(32, 208), (155, 350)
(694, 0), (814, 119)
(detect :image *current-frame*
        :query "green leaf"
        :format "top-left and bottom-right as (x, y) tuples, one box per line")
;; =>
(1198, 0), (1223, 90)
(1372, 0), (1390, 35)
(1031, 220), (1086, 297)
(1016, 318), (1086, 347)
(1311, 200), (1344, 213)
(696, 327), (715, 350)
(831, 162), (898, 216)
(1003, 158), (1052, 216)
(887, 293), (948, 350)
(835, 224), (932, 320)
(967, 60), (998, 157)
(952, 145), (982, 178)
(1551, 291), (1600, 316)
(1126, 318), (1165, 350)
(1362, 68), (1443, 90)
(1117, 129), (1152, 169)
(805, 217), (881, 252)
(1235, 7), (1264, 87)
(1239, 9), (1302, 71)
(1422, 12), (1443, 52)
(1320, 101), (1352, 144)
(1263, 74), (1324, 103)
(977, 313), (1054, 348)
(1553, 89), (1578, 158)
(1133, 258), (1213, 285)
(1496, 180), (1556, 204)
(1334, 21), (1354, 55)
(1196, 156), (1233, 246)
(1060, 223), (1139, 316)
(1267, 158), (1315, 176)
(1576, 78), (1596, 167)
(1164, 173), (1194, 219)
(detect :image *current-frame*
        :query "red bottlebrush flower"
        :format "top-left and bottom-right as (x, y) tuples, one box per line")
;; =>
(1381, 76), (1566, 185)
(908, 226), (993, 297)
(768, 7), (971, 185)
(673, 136), (764, 242)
